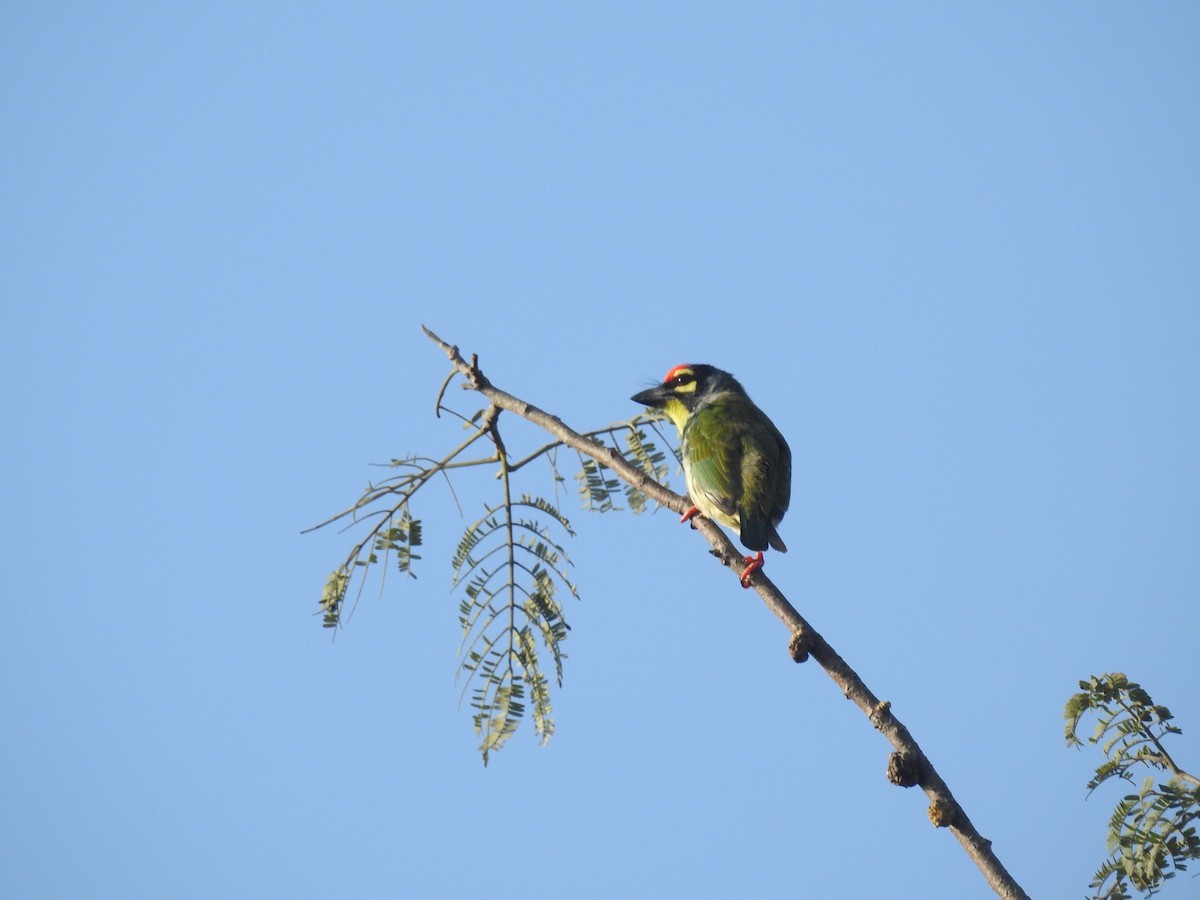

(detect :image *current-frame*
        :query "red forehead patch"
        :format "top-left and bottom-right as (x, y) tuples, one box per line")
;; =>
(664, 364), (694, 383)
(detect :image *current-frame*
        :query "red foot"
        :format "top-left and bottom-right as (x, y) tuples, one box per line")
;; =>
(740, 552), (765, 588)
(680, 506), (701, 525)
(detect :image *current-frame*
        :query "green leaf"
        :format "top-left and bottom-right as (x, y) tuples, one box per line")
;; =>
(1068, 673), (1200, 898)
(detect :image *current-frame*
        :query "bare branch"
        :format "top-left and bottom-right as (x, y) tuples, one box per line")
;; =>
(301, 428), (492, 534)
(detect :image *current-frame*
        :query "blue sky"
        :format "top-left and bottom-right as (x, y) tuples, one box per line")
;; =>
(3, 4), (1198, 898)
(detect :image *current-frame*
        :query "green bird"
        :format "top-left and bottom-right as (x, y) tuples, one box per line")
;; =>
(632, 364), (791, 587)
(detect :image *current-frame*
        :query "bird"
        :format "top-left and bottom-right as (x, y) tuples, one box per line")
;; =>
(631, 364), (791, 588)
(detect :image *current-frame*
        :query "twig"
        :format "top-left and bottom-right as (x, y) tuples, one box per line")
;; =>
(504, 421), (656, 474)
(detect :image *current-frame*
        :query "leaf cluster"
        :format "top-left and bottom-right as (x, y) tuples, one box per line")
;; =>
(576, 420), (676, 514)
(1065, 673), (1200, 899)
(313, 456), (438, 629)
(307, 364), (680, 763)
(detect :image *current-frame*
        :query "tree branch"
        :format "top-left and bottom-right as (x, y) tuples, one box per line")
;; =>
(421, 325), (1028, 899)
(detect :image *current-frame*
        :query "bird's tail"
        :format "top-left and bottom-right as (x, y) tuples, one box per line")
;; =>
(768, 527), (787, 554)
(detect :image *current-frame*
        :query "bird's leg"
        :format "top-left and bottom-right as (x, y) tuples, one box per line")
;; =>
(740, 552), (765, 588)
(680, 506), (702, 525)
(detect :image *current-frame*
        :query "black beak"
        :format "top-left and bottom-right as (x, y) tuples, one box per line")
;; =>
(631, 385), (670, 408)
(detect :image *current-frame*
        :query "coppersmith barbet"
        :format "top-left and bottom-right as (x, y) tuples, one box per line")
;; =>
(632, 364), (791, 587)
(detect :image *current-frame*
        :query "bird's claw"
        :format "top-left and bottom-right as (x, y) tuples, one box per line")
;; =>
(740, 552), (765, 588)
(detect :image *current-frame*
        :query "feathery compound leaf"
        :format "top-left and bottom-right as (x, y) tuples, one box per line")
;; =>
(1066, 673), (1200, 898)
(453, 489), (576, 764)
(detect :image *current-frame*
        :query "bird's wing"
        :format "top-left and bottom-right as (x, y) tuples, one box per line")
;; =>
(735, 426), (789, 550)
(683, 406), (741, 519)
(768, 426), (791, 518)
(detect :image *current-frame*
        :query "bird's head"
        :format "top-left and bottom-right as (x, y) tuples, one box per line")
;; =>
(631, 364), (744, 432)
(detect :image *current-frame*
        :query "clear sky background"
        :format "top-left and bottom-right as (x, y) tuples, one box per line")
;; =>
(3, 4), (1198, 898)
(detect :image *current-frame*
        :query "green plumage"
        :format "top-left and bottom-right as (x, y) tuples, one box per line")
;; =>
(682, 394), (790, 552)
(632, 364), (790, 556)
